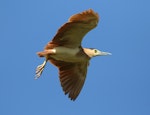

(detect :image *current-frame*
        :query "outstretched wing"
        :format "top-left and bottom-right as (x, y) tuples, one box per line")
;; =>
(45, 9), (99, 49)
(49, 59), (89, 101)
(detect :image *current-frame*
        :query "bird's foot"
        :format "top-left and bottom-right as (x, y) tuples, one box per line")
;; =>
(35, 60), (47, 79)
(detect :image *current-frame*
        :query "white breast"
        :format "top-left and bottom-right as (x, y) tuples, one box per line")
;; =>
(55, 47), (79, 55)
(50, 46), (81, 62)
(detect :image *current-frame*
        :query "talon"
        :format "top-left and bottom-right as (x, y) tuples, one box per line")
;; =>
(35, 60), (47, 79)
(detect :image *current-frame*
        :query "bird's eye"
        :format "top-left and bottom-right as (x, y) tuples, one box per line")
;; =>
(94, 50), (97, 53)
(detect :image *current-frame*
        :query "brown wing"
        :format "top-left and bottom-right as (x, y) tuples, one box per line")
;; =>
(49, 59), (89, 101)
(45, 9), (99, 49)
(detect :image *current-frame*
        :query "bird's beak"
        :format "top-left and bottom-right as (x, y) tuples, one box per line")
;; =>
(98, 50), (112, 56)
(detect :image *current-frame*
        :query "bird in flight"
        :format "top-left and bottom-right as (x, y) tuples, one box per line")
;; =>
(35, 9), (111, 101)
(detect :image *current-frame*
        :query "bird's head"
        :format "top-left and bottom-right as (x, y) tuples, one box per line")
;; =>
(83, 48), (111, 58)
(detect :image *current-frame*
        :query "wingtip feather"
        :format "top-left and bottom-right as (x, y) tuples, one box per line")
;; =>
(68, 9), (99, 23)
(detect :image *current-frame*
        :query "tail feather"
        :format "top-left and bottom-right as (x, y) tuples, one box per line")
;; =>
(37, 51), (46, 57)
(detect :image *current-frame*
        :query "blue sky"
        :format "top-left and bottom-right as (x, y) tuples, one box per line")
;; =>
(0, 0), (150, 115)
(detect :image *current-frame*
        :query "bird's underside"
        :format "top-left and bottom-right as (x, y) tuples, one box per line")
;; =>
(36, 46), (90, 100)
(35, 9), (100, 101)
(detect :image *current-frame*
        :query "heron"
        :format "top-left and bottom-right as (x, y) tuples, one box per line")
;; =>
(35, 9), (111, 101)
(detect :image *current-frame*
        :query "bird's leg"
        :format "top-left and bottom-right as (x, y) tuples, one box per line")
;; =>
(35, 49), (55, 79)
(35, 60), (47, 79)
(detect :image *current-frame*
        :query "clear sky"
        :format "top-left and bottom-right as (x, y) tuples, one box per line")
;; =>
(0, 0), (150, 115)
